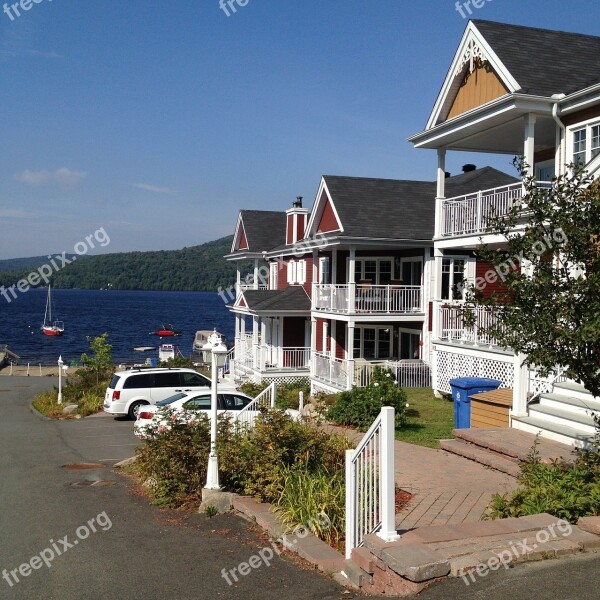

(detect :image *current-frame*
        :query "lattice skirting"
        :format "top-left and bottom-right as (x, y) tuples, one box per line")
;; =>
(435, 350), (514, 394)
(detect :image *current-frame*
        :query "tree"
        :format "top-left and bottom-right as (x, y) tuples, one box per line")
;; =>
(467, 160), (600, 396)
(81, 333), (113, 384)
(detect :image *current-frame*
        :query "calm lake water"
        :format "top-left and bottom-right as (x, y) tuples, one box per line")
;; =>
(0, 289), (233, 365)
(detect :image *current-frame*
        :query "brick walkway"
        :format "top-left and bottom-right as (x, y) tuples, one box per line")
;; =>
(327, 426), (517, 531)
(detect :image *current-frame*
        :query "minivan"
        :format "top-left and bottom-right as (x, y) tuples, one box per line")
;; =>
(103, 368), (235, 419)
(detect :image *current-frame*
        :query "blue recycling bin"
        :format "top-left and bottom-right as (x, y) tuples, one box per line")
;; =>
(449, 377), (502, 428)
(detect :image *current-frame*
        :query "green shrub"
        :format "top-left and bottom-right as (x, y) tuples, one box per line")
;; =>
(275, 463), (345, 550)
(239, 380), (311, 410)
(327, 367), (408, 430)
(134, 407), (213, 506)
(485, 433), (600, 523)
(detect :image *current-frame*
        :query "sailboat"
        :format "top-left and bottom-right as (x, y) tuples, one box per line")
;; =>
(41, 286), (65, 337)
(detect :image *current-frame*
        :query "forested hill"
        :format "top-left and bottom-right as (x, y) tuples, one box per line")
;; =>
(0, 236), (252, 292)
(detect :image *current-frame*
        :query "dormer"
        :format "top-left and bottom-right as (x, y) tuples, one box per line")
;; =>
(286, 197), (309, 246)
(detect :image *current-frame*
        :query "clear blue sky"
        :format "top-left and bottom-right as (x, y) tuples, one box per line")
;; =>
(1, 0), (597, 258)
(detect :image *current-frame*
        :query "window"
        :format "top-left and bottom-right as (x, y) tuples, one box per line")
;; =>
(269, 262), (278, 290)
(222, 394), (252, 410)
(400, 258), (423, 286)
(441, 257), (467, 301)
(399, 331), (421, 359)
(353, 258), (394, 285)
(353, 327), (392, 360)
(571, 121), (600, 165)
(573, 128), (587, 165)
(286, 259), (306, 285)
(182, 396), (212, 410)
(123, 374), (152, 389)
(319, 257), (330, 284)
(152, 373), (182, 387)
(182, 372), (210, 387)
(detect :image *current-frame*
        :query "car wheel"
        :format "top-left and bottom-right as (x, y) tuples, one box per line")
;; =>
(128, 401), (148, 420)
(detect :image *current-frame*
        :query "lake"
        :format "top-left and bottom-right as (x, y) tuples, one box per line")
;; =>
(0, 289), (233, 365)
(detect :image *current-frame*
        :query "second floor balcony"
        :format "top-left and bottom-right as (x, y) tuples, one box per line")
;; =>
(312, 283), (423, 316)
(441, 181), (551, 238)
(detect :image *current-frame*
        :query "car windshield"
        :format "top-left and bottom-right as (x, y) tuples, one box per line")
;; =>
(156, 392), (188, 407)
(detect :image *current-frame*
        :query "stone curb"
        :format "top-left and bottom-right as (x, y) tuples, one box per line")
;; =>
(230, 494), (346, 575)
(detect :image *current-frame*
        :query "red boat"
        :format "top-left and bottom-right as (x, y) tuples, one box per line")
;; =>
(41, 286), (64, 337)
(152, 325), (181, 337)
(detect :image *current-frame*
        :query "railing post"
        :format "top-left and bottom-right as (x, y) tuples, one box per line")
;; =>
(345, 449), (357, 559)
(377, 407), (400, 544)
(511, 353), (529, 418)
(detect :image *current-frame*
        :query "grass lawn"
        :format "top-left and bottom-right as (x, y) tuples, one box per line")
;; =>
(396, 388), (455, 449)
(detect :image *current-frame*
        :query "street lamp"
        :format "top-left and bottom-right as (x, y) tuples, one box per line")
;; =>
(57, 355), (64, 405)
(202, 330), (228, 490)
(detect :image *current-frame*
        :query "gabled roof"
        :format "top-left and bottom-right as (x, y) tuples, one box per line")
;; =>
(424, 20), (600, 130)
(230, 210), (287, 254)
(235, 287), (310, 314)
(303, 168), (517, 242)
(473, 20), (600, 98)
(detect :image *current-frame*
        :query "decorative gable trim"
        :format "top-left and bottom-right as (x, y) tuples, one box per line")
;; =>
(233, 292), (247, 308)
(426, 21), (520, 130)
(305, 178), (343, 237)
(231, 213), (249, 253)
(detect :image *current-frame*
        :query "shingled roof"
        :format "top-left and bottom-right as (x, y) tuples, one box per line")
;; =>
(234, 210), (287, 254)
(319, 167), (516, 241)
(239, 287), (310, 313)
(473, 20), (600, 97)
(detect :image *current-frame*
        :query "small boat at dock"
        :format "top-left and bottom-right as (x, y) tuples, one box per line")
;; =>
(151, 324), (181, 337)
(41, 286), (64, 337)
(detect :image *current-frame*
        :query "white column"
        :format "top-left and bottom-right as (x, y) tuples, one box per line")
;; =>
(524, 113), (537, 176)
(236, 268), (241, 294)
(332, 249), (338, 285)
(252, 316), (260, 346)
(377, 407), (401, 544)
(348, 247), (356, 314)
(331, 320), (337, 356)
(347, 322), (355, 360)
(512, 352), (529, 418)
(253, 259), (259, 290)
(435, 148), (446, 238)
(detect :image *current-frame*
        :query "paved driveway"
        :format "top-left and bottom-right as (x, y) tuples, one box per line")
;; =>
(0, 377), (356, 600)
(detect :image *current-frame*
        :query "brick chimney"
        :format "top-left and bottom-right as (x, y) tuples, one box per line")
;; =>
(286, 197), (308, 245)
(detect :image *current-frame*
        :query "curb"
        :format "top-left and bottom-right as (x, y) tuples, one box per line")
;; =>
(28, 400), (53, 422)
(229, 494), (347, 576)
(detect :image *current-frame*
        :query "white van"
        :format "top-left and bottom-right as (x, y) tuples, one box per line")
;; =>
(104, 368), (234, 419)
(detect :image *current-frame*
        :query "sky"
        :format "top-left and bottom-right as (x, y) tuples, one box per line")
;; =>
(0, 0), (598, 259)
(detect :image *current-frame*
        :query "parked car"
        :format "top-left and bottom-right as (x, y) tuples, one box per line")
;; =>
(103, 367), (236, 420)
(133, 390), (256, 437)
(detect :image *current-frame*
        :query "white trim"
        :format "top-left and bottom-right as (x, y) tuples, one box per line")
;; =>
(426, 21), (520, 130)
(305, 177), (344, 237)
(397, 327), (422, 360)
(231, 213), (249, 253)
(566, 116), (600, 166)
(353, 325), (394, 360)
(349, 256), (395, 284)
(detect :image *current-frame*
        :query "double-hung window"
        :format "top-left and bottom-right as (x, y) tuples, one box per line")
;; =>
(571, 121), (600, 166)
(441, 257), (467, 301)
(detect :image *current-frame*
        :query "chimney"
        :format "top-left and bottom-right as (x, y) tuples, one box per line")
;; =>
(462, 164), (477, 173)
(445, 171), (451, 179)
(286, 197), (309, 246)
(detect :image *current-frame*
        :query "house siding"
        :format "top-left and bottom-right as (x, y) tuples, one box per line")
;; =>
(317, 200), (340, 233)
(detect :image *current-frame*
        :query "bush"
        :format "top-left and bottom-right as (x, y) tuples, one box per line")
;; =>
(239, 380), (311, 410)
(485, 431), (600, 523)
(327, 367), (408, 430)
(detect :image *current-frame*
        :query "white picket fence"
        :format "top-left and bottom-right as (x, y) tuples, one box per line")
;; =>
(345, 407), (399, 559)
(233, 382), (276, 430)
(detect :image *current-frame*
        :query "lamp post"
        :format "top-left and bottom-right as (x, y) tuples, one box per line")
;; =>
(57, 355), (63, 405)
(202, 330), (228, 490)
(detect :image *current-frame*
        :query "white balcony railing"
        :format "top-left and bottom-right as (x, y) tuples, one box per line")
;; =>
(438, 302), (506, 347)
(441, 182), (552, 238)
(259, 346), (310, 371)
(313, 352), (353, 389)
(313, 284), (423, 315)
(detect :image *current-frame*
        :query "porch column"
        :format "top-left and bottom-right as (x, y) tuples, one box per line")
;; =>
(347, 322), (355, 360)
(523, 113), (536, 176)
(236, 268), (241, 294)
(435, 148), (447, 238)
(512, 352), (529, 418)
(332, 249), (338, 285)
(432, 248), (444, 340)
(252, 316), (260, 370)
(253, 259), (259, 290)
(330, 320), (337, 356)
(348, 246), (356, 313)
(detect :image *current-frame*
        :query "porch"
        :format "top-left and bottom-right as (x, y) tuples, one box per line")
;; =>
(312, 352), (431, 392)
(312, 283), (423, 316)
(440, 182), (553, 239)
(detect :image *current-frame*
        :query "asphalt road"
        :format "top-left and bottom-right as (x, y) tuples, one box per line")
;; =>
(0, 377), (354, 600)
(1, 377), (598, 599)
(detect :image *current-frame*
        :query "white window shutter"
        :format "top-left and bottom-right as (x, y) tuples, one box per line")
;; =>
(287, 260), (295, 284)
(298, 260), (306, 285)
